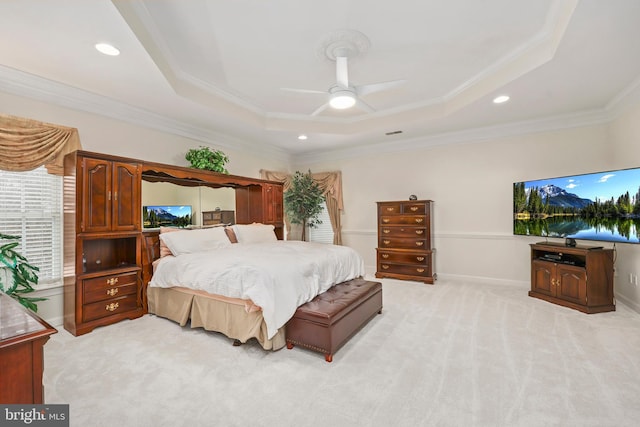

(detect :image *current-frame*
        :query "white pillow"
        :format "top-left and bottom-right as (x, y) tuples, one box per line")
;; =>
(232, 223), (277, 244)
(159, 226), (231, 255)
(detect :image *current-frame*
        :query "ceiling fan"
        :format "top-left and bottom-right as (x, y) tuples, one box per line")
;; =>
(281, 30), (406, 116)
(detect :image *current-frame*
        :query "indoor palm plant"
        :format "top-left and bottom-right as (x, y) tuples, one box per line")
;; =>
(284, 170), (325, 241)
(0, 232), (45, 311)
(185, 146), (229, 174)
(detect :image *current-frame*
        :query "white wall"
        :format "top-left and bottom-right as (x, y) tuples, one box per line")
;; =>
(607, 103), (640, 312)
(295, 124), (614, 286)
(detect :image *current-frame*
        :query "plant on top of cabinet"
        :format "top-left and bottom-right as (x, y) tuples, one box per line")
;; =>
(0, 233), (46, 312)
(185, 146), (229, 174)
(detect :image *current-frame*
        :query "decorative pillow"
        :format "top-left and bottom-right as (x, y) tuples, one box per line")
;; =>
(159, 226), (182, 257)
(159, 226), (231, 256)
(231, 223), (277, 244)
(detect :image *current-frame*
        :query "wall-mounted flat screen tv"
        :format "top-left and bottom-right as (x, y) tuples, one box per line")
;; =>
(513, 167), (640, 244)
(143, 205), (192, 228)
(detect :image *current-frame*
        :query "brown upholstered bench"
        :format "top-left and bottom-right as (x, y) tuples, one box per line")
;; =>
(286, 278), (382, 362)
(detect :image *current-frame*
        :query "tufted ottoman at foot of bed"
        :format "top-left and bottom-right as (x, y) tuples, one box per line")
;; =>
(285, 278), (382, 362)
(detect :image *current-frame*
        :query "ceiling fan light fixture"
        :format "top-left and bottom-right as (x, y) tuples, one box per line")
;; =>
(329, 90), (356, 109)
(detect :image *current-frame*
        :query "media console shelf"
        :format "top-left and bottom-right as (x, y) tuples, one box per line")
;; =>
(529, 242), (615, 314)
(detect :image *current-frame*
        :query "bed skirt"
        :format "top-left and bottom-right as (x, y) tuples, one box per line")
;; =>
(147, 286), (286, 350)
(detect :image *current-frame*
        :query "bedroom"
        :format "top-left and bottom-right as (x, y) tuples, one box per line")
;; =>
(2, 1), (640, 426)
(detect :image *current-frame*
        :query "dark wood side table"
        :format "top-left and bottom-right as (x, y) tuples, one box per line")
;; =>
(0, 293), (57, 403)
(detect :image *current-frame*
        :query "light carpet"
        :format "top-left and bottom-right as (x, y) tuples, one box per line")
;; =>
(43, 277), (640, 427)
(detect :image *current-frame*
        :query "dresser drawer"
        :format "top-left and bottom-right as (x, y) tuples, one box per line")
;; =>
(82, 295), (139, 323)
(83, 272), (138, 304)
(379, 237), (428, 250)
(380, 226), (427, 238)
(378, 203), (402, 215)
(380, 215), (426, 225)
(401, 202), (428, 215)
(377, 250), (428, 265)
(84, 282), (137, 304)
(378, 263), (432, 277)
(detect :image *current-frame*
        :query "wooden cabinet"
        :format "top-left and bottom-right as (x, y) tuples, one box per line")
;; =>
(375, 200), (436, 284)
(81, 157), (141, 232)
(235, 183), (284, 239)
(64, 151), (144, 336)
(202, 210), (235, 226)
(529, 242), (615, 313)
(1, 293), (57, 404)
(263, 184), (283, 224)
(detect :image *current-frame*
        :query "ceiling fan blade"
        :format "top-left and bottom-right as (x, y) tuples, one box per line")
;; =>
(355, 79), (406, 97)
(336, 56), (349, 89)
(311, 102), (330, 116)
(355, 98), (375, 113)
(281, 87), (326, 94)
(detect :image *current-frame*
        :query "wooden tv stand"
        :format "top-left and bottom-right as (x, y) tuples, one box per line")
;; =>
(529, 242), (615, 313)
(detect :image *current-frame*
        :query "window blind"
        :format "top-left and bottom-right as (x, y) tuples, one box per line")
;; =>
(308, 201), (334, 244)
(0, 166), (62, 286)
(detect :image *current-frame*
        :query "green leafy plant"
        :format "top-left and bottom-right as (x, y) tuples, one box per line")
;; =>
(185, 146), (229, 174)
(0, 233), (46, 312)
(284, 170), (325, 241)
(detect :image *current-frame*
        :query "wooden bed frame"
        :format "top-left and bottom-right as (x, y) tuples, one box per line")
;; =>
(141, 230), (287, 349)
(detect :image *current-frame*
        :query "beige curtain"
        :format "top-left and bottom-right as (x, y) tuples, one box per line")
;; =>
(260, 169), (344, 245)
(0, 114), (82, 175)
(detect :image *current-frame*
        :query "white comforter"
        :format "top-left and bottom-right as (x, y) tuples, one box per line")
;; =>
(149, 241), (365, 339)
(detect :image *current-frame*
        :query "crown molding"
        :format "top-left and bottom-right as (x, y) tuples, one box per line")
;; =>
(0, 64), (291, 164)
(291, 107), (612, 165)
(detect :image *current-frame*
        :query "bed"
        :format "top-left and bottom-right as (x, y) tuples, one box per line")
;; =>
(142, 223), (365, 350)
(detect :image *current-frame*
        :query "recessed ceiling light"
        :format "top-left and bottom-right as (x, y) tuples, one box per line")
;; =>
(493, 95), (510, 104)
(298, 134), (308, 140)
(95, 43), (120, 56)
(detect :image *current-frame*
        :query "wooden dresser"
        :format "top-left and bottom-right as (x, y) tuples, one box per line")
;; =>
(375, 200), (436, 284)
(0, 294), (57, 403)
(202, 210), (235, 226)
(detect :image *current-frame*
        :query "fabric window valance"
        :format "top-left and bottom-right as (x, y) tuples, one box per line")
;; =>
(0, 114), (82, 175)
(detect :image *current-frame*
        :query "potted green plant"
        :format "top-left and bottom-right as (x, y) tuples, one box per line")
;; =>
(0, 233), (45, 312)
(284, 170), (325, 241)
(185, 146), (229, 174)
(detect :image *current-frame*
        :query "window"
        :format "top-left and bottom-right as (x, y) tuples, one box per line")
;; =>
(0, 166), (63, 286)
(308, 201), (334, 244)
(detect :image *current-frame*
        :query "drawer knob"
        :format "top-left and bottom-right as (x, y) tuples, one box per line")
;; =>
(383, 240), (391, 245)
(415, 218), (423, 223)
(410, 206), (419, 211)
(383, 229), (391, 234)
(415, 230), (424, 235)
(106, 288), (119, 297)
(106, 277), (119, 286)
(382, 265), (389, 270)
(416, 241), (424, 246)
(382, 254), (389, 259)
(105, 302), (120, 312)
(416, 256), (425, 261)
(382, 219), (390, 223)
(417, 268), (425, 273)
(386, 207), (395, 212)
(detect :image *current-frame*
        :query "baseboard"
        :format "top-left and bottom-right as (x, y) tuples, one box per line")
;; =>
(615, 293), (640, 314)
